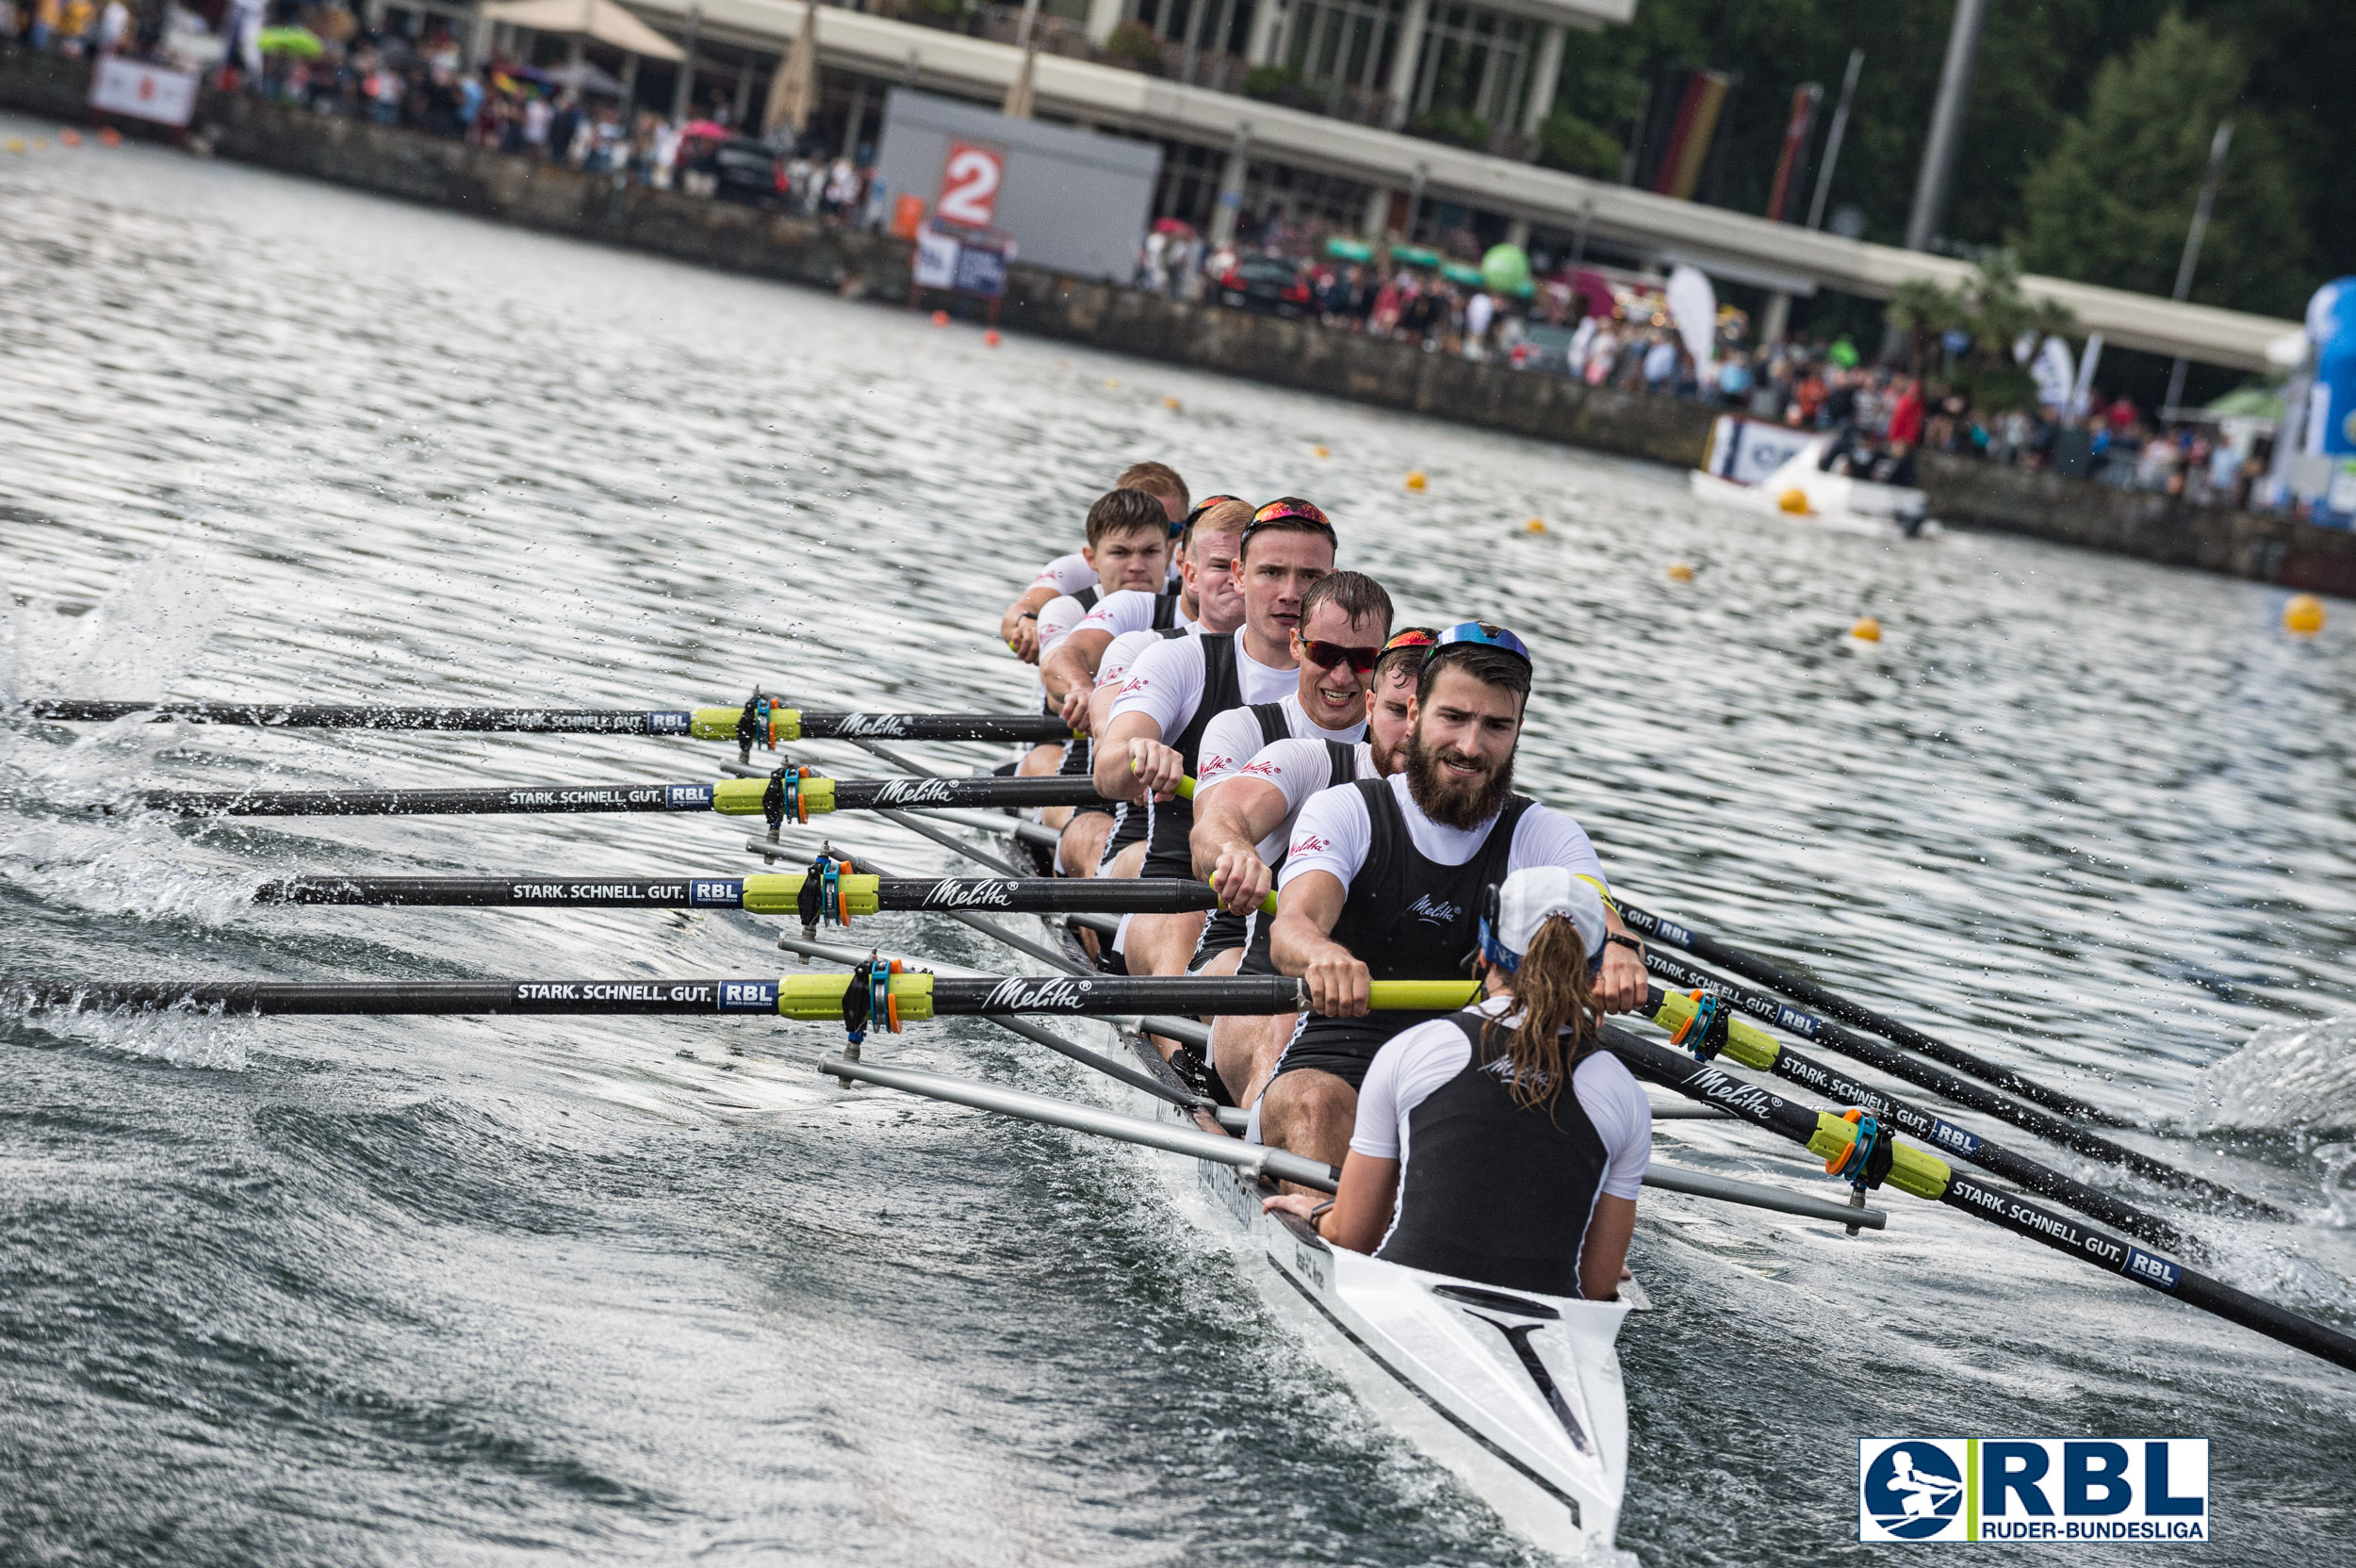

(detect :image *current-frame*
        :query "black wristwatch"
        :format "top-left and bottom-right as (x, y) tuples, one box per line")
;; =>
(1606, 933), (1644, 955)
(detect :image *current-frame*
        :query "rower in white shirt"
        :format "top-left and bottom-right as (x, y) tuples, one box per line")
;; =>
(1188, 626), (1429, 1104)
(997, 460), (1188, 665)
(1263, 865), (1649, 1302)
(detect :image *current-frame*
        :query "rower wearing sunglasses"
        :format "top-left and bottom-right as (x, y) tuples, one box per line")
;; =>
(1181, 570), (1393, 980)
(1096, 498), (1337, 994)
(1189, 627), (1431, 1106)
(1260, 622), (1652, 1168)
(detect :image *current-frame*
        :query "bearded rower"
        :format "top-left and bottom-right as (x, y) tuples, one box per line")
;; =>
(1013, 487), (1180, 796)
(998, 461), (1188, 666)
(1264, 623), (1649, 1167)
(1263, 866), (1649, 1300)
(1189, 627), (1429, 1105)
(1095, 498), (1336, 983)
(1043, 498), (1251, 880)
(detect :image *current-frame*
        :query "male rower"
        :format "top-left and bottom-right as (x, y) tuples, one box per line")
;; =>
(1180, 568), (1393, 987)
(1013, 487), (1177, 794)
(1096, 498), (1336, 984)
(1189, 627), (1430, 1105)
(998, 461), (1188, 665)
(1262, 623), (1649, 1168)
(1052, 498), (1252, 882)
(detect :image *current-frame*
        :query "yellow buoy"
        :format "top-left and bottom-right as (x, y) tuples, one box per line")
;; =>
(1104, 377), (1121, 389)
(1312, 445), (1330, 459)
(1850, 616), (1883, 643)
(1162, 396), (1181, 411)
(1666, 562), (1695, 583)
(1404, 470), (1428, 492)
(1523, 518), (1547, 534)
(4, 139), (22, 154)
(1778, 488), (1812, 514)
(2285, 594), (2326, 635)
(29, 137), (49, 151)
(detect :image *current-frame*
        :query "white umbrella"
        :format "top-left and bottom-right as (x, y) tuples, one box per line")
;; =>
(478, 0), (683, 61)
(762, 0), (819, 137)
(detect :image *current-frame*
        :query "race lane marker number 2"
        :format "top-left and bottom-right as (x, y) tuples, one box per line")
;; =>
(938, 143), (1004, 227)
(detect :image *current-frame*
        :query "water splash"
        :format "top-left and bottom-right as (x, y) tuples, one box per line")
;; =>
(2, 544), (223, 706)
(11, 993), (253, 1071)
(2183, 1015), (2356, 1136)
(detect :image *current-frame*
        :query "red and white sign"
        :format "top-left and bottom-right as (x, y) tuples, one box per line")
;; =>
(935, 141), (1005, 228)
(90, 57), (200, 128)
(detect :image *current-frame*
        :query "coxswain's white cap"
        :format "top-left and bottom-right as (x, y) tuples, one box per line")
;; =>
(1490, 866), (1609, 971)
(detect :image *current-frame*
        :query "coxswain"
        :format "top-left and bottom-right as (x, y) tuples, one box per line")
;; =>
(997, 461), (1188, 665)
(1263, 622), (1649, 1167)
(1095, 498), (1335, 984)
(1012, 487), (1177, 795)
(1050, 498), (1251, 881)
(1189, 627), (1430, 1105)
(1179, 568), (1392, 989)
(1262, 866), (1649, 1301)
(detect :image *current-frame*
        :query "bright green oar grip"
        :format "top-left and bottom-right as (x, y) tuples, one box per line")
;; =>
(712, 776), (838, 816)
(741, 874), (881, 917)
(777, 971), (936, 1021)
(1652, 988), (1783, 1071)
(1367, 980), (1482, 1010)
(1808, 1111), (1952, 1200)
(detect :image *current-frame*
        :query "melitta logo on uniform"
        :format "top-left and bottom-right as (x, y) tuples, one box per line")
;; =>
(1289, 832), (1332, 857)
(980, 976), (1092, 1010)
(1200, 753), (1235, 777)
(1859, 1438), (2208, 1543)
(922, 879), (1015, 908)
(871, 777), (956, 806)
(1404, 892), (1462, 924)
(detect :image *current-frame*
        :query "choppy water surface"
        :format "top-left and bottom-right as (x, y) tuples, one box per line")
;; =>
(5, 114), (2354, 1567)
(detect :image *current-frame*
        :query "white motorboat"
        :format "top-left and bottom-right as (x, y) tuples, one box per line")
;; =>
(1689, 415), (1939, 539)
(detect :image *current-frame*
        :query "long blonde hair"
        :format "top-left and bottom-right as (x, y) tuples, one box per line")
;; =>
(1479, 914), (1603, 1113)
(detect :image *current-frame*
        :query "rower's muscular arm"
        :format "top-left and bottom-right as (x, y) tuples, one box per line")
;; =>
(1190, 776), (1289, 913)
(999, 584), (1057, 662)
(1271, 870), (1366, 1017)
(1595, 904), (1644, 1013)
(1040, 628), (1113, 718)
(1265, 1152), (1399, 1253)
(1093, 710), (1185, 804)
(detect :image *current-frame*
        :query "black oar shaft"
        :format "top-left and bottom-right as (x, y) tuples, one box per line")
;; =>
(1619, 898), (2130, 1127)
(27, 699), (1068, 743)
(18, 973), (1313, 1017)
(1645, 955), (2277, 1227)
(1609, 1026), (2356, 1376)
(142, 776), (1103, 818)
(254, 874), (1221, 914)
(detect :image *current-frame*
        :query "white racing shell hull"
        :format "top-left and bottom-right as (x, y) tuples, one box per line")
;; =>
(1051, 984), (1637, 1560)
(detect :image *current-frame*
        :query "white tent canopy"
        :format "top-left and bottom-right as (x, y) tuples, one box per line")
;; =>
(480, 0), (684, 61)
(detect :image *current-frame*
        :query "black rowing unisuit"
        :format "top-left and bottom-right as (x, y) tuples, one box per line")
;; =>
(1192, 702), (1302, 961)
(1232, 730), (1363, 975)
(1275, 777), (1532, 1087)
(1055, 590), (1185, 787)
(1375, 1013), (1609, 1298)
(1141, 630), (1242, 879)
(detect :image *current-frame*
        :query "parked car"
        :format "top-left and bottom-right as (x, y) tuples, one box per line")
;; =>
(1214, 255), (1312, 318)
(683, 135), (789, 206)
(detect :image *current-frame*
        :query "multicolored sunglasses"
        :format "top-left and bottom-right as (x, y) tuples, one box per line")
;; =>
(1428, 621), (1532, 666)
(1179, 494), (1243, 535)
(1239, 497), (1337, 552)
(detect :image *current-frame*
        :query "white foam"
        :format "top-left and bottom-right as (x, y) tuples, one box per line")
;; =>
(2184, 1014), (2356, 1136)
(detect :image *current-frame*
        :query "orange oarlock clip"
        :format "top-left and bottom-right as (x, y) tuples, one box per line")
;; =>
(884, 958), (905, 1032)
(1825, 1108), (1867, 1175)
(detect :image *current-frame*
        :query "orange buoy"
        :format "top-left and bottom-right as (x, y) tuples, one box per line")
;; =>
(58, 128), (83, 147)
(1667, 562), (1696, 583)
(1312, 445), (1330, 458)
(98, 126), (122, 147)
(983, 329), (1001, 346)
(1778, 488), (1812, 514)
(1849, 616), (1883, 643)
(1404, 470), (1428, 492)
(1523, 518), (1546, 534)
(930, 309), (950, 326)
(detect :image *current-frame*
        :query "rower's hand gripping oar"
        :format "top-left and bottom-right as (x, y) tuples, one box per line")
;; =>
(1608, 1021), (2356, 1377)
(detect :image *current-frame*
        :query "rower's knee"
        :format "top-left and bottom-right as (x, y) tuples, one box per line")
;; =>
(1260, 1068), (1356, 1168)
(1057, 815), (1110, 877)
(1104, 841), (1147, 880)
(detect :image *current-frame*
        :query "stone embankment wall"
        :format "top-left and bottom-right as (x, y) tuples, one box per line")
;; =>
(9, 49), (2354, 596)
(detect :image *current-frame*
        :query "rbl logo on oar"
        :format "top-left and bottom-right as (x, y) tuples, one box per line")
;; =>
(1859, 1438), (2209, 1543)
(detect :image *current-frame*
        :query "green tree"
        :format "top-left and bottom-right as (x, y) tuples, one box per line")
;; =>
(2014, 10), (2311, 317)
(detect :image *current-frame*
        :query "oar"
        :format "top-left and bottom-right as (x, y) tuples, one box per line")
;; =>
(139, 774), (1104, 819)
(1644, 965), (2279, 1228)
(25, 698), (1070, 745)
(254, 872), (1236, 914)
(1607, 1023), (2356, 1376)
(1617, 898), (2130, 1127)
(17, 972), (1477, 1018)
(816, 1054), (1886, 1229)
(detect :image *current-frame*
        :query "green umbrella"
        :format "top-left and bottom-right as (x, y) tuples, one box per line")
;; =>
(1390, 245), (1442, 270)
(1324, 237), (1375, 263)
(257, 26), (324, 58)
(1441, 262), (1485, 287)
